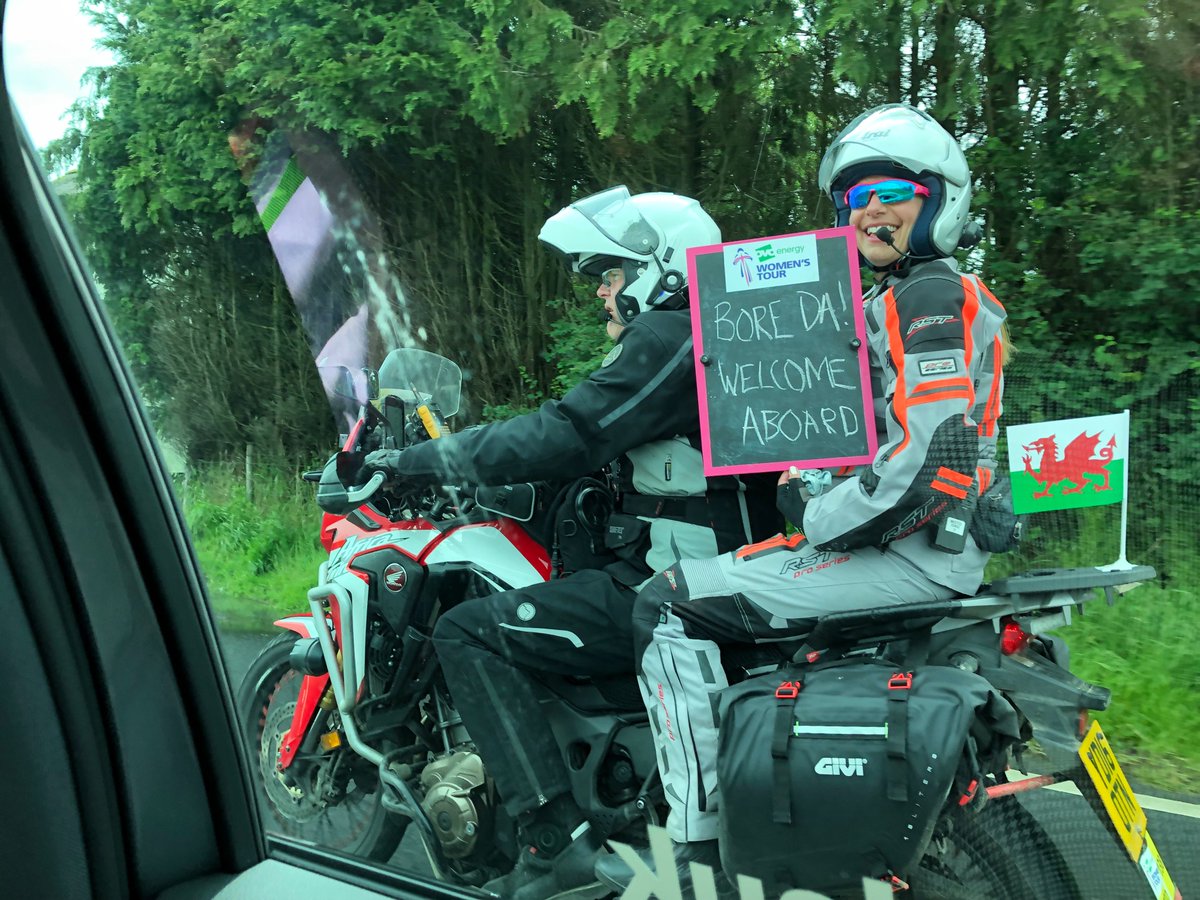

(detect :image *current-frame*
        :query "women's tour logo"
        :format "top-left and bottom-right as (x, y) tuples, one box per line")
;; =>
(724, 235), (819, 293)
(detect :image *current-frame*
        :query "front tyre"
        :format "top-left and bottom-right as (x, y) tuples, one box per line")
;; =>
(236, 631), (406, 860)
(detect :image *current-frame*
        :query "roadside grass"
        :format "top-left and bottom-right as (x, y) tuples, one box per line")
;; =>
(1067, 581), (1200, 792)
(986, 506), (1200, 792)
(181, 465), (326, 632)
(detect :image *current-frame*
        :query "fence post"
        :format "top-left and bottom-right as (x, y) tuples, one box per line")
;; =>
(245, 443), (253, 502)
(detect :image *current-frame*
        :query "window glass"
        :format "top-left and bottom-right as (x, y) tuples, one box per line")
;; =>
(5, 1), (1198, 898)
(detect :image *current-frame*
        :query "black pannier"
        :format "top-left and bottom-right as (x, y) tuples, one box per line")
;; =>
(716, 657), (1019, 893)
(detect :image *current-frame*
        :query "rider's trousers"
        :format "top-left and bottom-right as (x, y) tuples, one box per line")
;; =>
(633, 539), (959, 843)
(432, 570), (639, 818)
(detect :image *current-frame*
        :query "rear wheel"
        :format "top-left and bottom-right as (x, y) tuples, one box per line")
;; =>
(236, 631), (406, 860)
(908, 796), (1081, 900)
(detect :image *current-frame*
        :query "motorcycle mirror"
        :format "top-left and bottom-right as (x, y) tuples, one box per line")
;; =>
(475, 483), (537, 522)
(362, 367), (379, 401)
(319, 365), (359, 401)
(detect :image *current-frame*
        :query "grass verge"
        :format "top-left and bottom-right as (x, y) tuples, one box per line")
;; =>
(1064, 581), (1200, 793)
(182, 465), (326, 633)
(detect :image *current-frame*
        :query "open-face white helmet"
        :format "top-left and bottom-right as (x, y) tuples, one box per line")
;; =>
(818, 104), (974, 260)
(539, 185), (721, 323)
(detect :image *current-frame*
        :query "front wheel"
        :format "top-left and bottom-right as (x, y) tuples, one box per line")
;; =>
(236, 631), (406, 860)
(908, 796), (1081, 900)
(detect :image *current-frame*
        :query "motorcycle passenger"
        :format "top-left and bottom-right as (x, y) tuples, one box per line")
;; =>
(596, 105), (1013, 894)
(358, 186), (782, 899)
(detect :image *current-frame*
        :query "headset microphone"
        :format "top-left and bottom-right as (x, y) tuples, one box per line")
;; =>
(873, 226), (913, 264)
(597, 309), (613, 324)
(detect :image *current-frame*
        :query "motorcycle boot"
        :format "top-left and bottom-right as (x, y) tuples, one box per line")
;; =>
(594, 837), (737, 899)
(484, 818), (606, 900)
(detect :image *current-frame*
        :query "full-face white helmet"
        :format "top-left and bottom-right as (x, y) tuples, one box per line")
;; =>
(818, 104), (974, 260)
(539, 185), (721, 323)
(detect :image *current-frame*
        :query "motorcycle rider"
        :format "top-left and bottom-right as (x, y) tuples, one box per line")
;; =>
(358, 185), (782, 899)
(596, 105), (1013, 894)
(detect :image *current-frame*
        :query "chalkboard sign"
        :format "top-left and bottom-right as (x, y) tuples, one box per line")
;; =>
(687, 226), (876, 476)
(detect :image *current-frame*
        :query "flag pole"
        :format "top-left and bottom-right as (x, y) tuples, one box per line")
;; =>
(1103, 408), (1133, 572)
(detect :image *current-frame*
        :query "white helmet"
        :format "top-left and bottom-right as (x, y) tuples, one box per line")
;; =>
(539, 185), (721, 323)
(818, 104), (974, 260)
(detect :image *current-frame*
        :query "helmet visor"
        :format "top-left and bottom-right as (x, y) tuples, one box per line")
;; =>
(571, 186), (660, 257)
(577, 254), (626, 278)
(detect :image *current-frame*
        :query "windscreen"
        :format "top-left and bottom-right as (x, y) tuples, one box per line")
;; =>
(377, 348), (463, 418)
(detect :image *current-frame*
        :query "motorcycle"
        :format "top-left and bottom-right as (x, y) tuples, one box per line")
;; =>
(237, 346), (1162, 899)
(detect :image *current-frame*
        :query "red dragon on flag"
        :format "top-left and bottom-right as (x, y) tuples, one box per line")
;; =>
(1021, 432), (1118, 498)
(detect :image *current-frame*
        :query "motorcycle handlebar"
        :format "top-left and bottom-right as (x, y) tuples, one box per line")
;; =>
(345, 471), (387, 504)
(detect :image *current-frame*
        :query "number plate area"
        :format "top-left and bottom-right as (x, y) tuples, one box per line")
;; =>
(1078, 720), (1180, 900)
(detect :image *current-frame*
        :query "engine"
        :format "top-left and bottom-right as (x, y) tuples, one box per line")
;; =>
(419, 750), (491, 858)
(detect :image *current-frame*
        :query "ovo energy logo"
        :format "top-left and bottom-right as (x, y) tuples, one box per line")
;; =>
(723, 234), (819, 294)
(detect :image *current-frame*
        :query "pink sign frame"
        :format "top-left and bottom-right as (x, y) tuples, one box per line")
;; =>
(686, 225), (877, 477)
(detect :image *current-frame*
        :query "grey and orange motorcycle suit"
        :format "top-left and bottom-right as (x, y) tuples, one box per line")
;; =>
(632, 257), (1009, 842)
(373, 303), (781, 818)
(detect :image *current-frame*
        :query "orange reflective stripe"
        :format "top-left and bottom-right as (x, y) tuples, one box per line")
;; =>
(977, 278), (1006, 312)
(912, 377), (972, 395)
(980, 337), (1004, 438)
(936, 466), (973, 486)
(909, 390), (973, 406)
(959, 277), (980, 417)
(736, 531), (805, 559)
(884, 289), (911, 457)
(931, 479), (969, 499)
(976, 467), (993, 493)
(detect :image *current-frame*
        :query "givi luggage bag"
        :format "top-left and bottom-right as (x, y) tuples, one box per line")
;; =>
(716, 658), (1018, 893)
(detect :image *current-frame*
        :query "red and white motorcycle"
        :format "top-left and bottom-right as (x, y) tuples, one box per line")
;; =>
(237, 347), (1160, 899)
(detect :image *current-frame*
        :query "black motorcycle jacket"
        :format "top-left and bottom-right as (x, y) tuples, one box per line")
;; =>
(375, 308), (781, 585)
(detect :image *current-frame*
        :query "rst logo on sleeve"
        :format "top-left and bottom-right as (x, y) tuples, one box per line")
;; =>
(724, 235), (819, 294)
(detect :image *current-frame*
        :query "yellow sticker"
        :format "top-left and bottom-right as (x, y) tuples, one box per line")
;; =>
(1078, 720), (1148, 861)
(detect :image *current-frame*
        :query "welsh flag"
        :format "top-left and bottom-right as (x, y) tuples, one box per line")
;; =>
(1006, 413), (1129, 515)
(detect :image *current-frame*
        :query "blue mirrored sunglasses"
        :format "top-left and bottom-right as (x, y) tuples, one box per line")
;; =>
(844, 179), (931, 210)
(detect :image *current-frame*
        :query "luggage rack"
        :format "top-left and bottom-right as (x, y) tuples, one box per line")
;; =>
(792, 565), (1157, 660)
(988, 564), (1156, 599)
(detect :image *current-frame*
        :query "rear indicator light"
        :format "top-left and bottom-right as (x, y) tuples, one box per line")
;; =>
(1000, 619), (1031, 655)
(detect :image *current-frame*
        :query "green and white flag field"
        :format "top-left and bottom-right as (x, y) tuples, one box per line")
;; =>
(1006, 412), (1129, 516)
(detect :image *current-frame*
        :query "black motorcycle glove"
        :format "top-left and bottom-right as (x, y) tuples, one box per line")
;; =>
(776, 477), (808, 528)
(357, 449), (404, 484)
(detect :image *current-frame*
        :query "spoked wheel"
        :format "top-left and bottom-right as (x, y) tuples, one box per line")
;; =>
(907, 797), (1080, 900)
(236, 632), (406, 860)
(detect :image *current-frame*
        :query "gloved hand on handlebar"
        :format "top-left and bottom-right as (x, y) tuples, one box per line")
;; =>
(356, 449), (405, 485)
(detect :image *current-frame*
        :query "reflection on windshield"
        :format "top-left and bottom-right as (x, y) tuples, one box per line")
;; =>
(231, 124), (413, 428)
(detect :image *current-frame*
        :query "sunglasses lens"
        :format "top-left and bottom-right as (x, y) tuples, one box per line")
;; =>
(846, 180), (918, 209)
